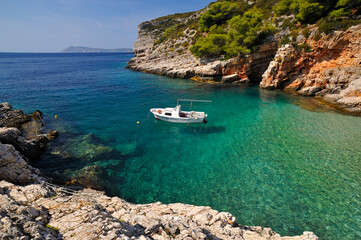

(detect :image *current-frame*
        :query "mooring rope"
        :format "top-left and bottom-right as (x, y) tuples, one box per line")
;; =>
(40, 181), (103, 197)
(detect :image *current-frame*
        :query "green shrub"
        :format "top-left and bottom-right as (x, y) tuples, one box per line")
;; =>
(228, 8), (264, 47)
(199, 1), (246, 32)
(290, 29), (299, 41)
(46, 224), (59, 232)
(273, 0), (294, 15)
(330, 8), (349, 18)
(262, 23), (277, 35)
(336, 0), (361, 8)
(302, 27), (311, 38)
(190, 34), (228, 58)
(182, 41), (189, 48)
(296, 1), (324, 23)
(191, 7), (275, 59)
(317, 18), (361, 35)
(295, 43), (312, 52)
(281, 18), (297, 30)
(279, 35), (291, 47)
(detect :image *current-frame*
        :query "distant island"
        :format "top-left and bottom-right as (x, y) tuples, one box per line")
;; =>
(62, 46), (133, 53)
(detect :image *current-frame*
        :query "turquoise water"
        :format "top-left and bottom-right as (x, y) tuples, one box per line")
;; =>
(0, 53), (360, 239)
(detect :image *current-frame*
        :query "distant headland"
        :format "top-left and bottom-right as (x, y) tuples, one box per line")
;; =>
(62, 46), (133, 53)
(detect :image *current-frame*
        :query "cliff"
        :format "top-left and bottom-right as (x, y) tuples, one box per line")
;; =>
(0, 103), (318, 239)
(260, 25), (361, 113)
(127, 0), (361, 113)
(127, 10), (278, 83)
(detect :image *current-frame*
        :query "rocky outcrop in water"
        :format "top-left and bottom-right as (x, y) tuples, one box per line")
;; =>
(0, 102), (31, 128)
(0, 103), (57, 160)
(0, 103), (56, 184)
(0, 103), (318, 239)
(260, 25), (361, 113)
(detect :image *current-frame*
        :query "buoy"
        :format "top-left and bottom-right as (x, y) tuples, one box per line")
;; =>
(55, 115), (58, 119)
(137, 121), (140, 124)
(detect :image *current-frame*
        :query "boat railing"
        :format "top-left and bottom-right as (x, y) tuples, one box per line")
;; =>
(177, 99), (212, 111)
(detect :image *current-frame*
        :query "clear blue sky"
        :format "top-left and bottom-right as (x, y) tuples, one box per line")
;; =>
(0, 0), (212, 52)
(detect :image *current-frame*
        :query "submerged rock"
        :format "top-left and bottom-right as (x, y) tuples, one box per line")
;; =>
(63, 165), (109, 190)
(62, 134), (112, 161)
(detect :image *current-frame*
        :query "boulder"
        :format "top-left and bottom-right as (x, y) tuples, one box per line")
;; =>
(0, 102), (31, 128)
(0, 143), (41, 184)
(31, 110), (43, 122)
(0, 127), (49, 160)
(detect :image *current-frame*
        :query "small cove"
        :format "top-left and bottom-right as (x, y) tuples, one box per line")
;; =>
(0, 52), (360, 239)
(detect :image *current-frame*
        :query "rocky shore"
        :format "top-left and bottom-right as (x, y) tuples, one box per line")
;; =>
(260, 25), (361, 114)
(0, 102), (318, 239)
(127, 13), (278, 84)
(127, 9), (361, 114)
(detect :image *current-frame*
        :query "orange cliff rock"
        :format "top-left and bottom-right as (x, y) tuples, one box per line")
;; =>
(260, 24), (361, 113)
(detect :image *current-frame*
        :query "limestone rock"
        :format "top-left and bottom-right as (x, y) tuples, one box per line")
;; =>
(127, 14), (277, 84)
(0, 102), (31, 128)
(0, 103), (58, 160)
(261, 24), (361, 113)
(32, 110), (43, 122)
(0, 142), (41, 184)
(0, 127), (49, 160)
(0, 181), (318, 240)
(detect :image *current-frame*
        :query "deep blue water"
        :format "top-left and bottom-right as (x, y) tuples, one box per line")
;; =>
(0, 53), (360, 240)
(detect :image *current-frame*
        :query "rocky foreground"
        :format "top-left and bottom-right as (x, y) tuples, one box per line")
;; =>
(0, 181), (318, 240)
(0, 103), (318, 239)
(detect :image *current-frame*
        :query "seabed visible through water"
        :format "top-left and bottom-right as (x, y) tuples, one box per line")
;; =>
(0, 52), (360, 240)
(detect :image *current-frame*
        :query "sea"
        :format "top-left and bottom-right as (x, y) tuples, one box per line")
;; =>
(0, 52), (360, 240)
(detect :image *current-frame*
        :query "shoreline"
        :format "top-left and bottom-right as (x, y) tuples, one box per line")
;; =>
(128, 14), (361, 115)
(0, 102), (318, 239)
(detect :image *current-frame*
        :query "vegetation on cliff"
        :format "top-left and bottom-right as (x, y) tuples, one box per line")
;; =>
(154, 0), (360, 59)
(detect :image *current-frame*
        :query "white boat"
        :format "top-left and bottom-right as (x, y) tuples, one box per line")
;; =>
(150, 99), (211, 124)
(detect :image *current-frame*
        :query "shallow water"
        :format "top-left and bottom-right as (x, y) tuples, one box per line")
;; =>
(0, 53), (360, 239)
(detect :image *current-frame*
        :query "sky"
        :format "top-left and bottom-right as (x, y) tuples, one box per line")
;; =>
(0, 0), (212, 52)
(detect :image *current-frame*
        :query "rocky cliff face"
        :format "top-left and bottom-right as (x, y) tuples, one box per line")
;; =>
(128, 10), (361, 113)
(0, 103), (318, 239)
(261, 24), (361, 113)
(127, 13), (278, 83)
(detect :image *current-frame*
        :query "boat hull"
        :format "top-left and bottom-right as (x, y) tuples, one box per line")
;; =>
(153, 114), (205, 123)
(150, 108), (206, 123)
